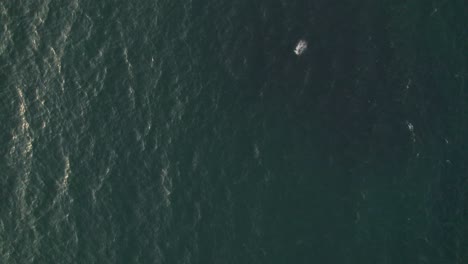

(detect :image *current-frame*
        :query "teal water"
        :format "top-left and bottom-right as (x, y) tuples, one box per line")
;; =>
(1, 0), (467, 263)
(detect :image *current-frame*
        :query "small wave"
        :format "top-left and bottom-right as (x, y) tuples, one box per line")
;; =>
(27, 0), (52, 52)
(119, 22), (136, 110)
(253, 143), (260, 160)
(9, 87), (34, 174)
(53, 147), (74, 205)
(91, 150), (116, 204)
(160, 164), (173, 207)
(62, 155), (71, 188)
(0, 3), (13, 56)
(8, 87), (38, 251)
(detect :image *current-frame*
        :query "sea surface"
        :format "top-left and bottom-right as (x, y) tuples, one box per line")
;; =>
(1, 0), (467, 263)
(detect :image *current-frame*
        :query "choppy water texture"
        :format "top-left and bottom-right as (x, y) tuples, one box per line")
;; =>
(1, 0), (467, 263)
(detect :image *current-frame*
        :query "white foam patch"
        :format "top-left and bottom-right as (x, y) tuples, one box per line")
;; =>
(406, 120), (415, 143)
(63, 155), (71, 187)
(294, 39), (308, 55)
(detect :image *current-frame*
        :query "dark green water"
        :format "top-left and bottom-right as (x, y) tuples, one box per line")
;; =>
(1, 0), (467, 263)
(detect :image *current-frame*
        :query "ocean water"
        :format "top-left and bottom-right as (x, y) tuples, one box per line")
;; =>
(1, 0), (467, 263)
